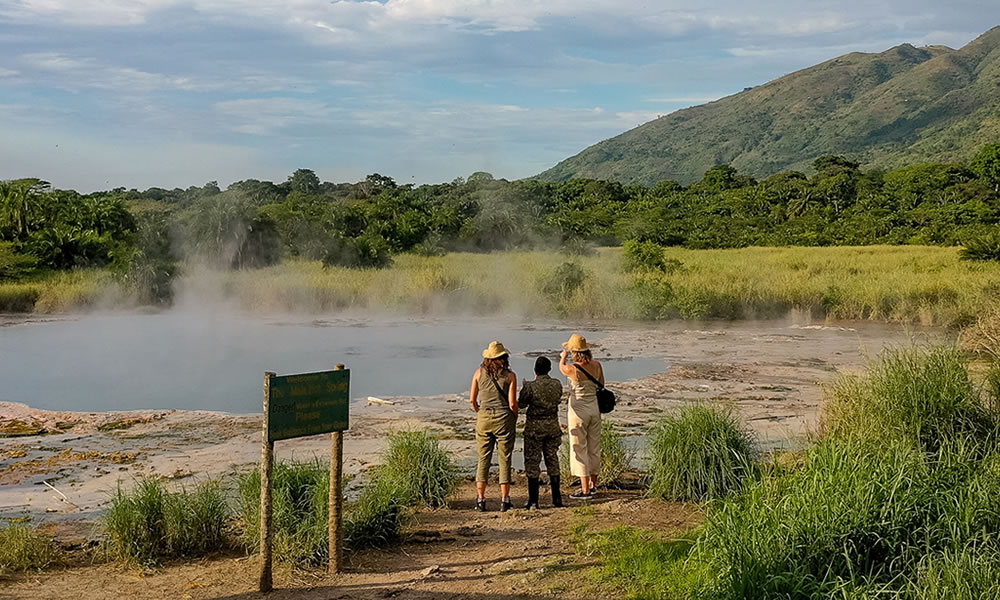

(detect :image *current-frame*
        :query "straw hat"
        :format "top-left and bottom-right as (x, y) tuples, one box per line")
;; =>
(482, 340), (510, 359)
(562, 334), (591, 351)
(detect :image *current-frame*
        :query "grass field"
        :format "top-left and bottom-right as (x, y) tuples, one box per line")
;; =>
(6, 246), (1000, 327)
(216, 246), (1000, 326)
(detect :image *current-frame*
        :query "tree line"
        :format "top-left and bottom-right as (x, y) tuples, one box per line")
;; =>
(2, 143), (999, 302)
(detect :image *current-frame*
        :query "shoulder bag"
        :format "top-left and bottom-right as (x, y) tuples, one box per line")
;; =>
(573, 364), (616, 414)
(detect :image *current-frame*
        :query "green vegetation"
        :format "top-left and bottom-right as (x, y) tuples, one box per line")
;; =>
(581, 346), (1000, 599)
(4, 132), (1000, 316)
(0, 525), (61, 576)
(376, 430), (460, 509)
(645, 406), (756, 502)
(237, 460), (330, 565)
(237, 430), (457, 565)
(212, 247), (1000, 326)
(960, 229), (1000, 261)
(102, 478), (229, 566)
(560, 422), (634, 487)
(537, 28), (1000, 185)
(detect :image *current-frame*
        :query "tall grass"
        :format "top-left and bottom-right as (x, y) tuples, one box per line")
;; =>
(0, 269), (130, 313)
(237, 431), (458, 565)
(581, 346), (1000, 599)
(102, 477), (230, 566)
(237, 460), (330, 566)
(560, 421), (635, 487)
(645, 406), (756, 502)
(0, 525), (61, 576)
(377, 430), (459, 508)
(211, 246), (1000, 326)
(824, 346), (998, 453)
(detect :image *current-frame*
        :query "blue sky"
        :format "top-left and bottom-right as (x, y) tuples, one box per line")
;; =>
(0, 1), (997, 192)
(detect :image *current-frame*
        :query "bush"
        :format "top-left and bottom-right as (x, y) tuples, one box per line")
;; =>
(560, 421), (636, 487)
(378, 430), (459, 508)
(0, 283), (40, 312)
(0, 525), (61, 576)
(823, 346), (998, 454)
(622, 240), (667, 273)
(645, 405), (756, 501)
(103, 477), (229, 566)
(0, 242), (37, 281)
(540, 261), (586, 298)
(959, 229), (1000, 261)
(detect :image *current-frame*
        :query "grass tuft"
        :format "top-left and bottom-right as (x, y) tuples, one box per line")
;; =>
(377, 430), (459, 508)
(645, 405), (756, 502)
(0, 525), (61, 576)
(103, 477), (230, 566)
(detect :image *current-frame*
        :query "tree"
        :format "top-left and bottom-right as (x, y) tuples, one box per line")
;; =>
(970, 144), (1000, 192)
(287, 169), (321, 195)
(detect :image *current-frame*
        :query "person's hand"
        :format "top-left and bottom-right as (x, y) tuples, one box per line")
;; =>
(560, 349), (568, 361)
(522, 377), (527, 386)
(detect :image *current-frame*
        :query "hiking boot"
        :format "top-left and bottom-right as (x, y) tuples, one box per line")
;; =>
(524, 477), (540, 510)
(550, 476), (563, 508)
(474, 498), (487, 512)
(500, 498), (513, 512)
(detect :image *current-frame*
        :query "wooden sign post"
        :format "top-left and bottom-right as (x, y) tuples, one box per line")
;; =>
(259, 366), (350, 593)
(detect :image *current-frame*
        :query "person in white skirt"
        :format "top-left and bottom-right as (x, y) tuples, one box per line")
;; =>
(558, 334), (604, 499)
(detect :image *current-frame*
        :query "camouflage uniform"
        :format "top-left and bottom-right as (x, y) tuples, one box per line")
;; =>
(519, 374), (564, 479)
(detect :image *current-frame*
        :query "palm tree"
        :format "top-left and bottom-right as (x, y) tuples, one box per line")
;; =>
(0, 179), (49, 240)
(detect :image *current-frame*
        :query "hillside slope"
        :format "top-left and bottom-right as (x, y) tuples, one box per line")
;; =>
(536, 26), (1000, 185)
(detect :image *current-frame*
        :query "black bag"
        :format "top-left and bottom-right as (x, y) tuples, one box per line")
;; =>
(573, 364), (616, 414)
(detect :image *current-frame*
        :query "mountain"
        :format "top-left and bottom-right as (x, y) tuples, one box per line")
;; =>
(535, 26), (1000, 185)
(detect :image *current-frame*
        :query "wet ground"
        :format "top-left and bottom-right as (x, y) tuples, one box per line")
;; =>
(0, 315), (943, 525)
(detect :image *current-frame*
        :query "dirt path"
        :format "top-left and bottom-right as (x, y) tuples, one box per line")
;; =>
(2, 482), (700, 600)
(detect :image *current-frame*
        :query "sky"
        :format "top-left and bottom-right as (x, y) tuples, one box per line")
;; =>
(0, 1), (998, 192)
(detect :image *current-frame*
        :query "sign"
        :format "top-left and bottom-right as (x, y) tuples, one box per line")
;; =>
(259, 366), (349, 594)
(267, 369), (350, 441)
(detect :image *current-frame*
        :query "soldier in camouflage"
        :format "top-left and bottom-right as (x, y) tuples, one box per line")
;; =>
(519, 356), (565, 508)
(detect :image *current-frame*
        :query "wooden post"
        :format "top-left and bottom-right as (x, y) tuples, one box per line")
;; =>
(259, 372), (276, 593)
(329, 364), (345, 574)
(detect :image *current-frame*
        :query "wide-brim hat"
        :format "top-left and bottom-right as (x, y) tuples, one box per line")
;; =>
(562, 334), (591, 351)
(482, 340), (510, 359)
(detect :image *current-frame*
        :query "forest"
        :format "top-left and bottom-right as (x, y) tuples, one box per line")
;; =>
(2, 143), (1000, 305)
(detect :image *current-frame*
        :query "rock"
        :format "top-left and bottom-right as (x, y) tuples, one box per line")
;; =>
(367, 397), (395, 406)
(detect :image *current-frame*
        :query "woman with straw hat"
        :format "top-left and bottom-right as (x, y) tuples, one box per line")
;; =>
(469, 340), (519, 512)
(558, 333), (604, 499)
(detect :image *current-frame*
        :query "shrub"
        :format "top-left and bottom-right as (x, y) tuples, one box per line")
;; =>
(560, 421), (636, 487)
(103, 477), (229, 566)
(0, 242), (37, 281)
(540, 261), (586, 298)
(645, 405), (756, 501)
(378, 430), (459, 508)
(0, 284), (40, 312)
(959, 229), (1000, 261)
(622, 240), (667, 273)
(0, 525), (60, 576)
(823, 346), (998, 454)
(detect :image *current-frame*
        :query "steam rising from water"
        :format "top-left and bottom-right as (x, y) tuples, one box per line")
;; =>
(1, 312), (663, 413)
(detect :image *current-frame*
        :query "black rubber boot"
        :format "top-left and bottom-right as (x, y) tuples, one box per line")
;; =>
(524, 477), (540, 509)
(550, 476), (563, 508)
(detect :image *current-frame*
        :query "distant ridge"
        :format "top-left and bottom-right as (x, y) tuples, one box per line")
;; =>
(535, 26), (1000, 185)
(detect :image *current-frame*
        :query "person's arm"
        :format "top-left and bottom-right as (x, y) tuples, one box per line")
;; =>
(508, 371), (518, 414)
(597, 361), (605, 386)
(469, 369), (480, 412)
(559, 349), (575, 377)
(518, 379), (531, 408)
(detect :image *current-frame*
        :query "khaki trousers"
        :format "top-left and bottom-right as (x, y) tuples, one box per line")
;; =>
(568, 399), (601, 478)
(476, 408), (516, 484)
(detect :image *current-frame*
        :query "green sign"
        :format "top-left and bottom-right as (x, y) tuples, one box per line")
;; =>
(267, 369), (350, 441)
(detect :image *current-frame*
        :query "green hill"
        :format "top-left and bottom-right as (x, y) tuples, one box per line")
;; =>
(536, 26), (1000, 185)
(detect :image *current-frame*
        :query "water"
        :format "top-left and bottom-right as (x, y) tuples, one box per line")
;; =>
(0, 313), (665, 413)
